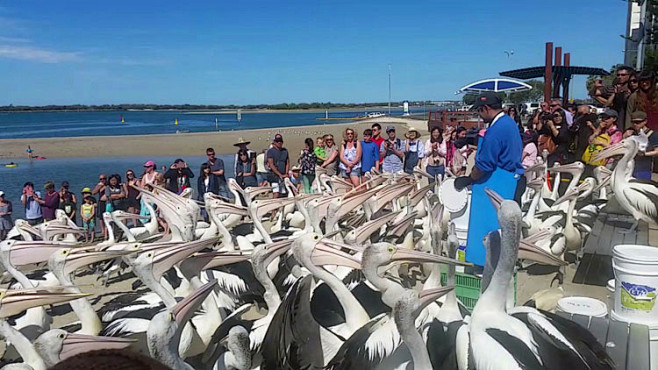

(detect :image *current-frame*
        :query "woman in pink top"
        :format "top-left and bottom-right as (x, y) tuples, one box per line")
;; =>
(423, 127), (447, 183)
(521, 133), (538, 180)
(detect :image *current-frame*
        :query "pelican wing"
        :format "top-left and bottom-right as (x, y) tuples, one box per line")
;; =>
(625, 181), (658, 225)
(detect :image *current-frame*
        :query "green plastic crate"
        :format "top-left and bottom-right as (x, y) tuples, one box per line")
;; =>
(440, 268), (517, 312)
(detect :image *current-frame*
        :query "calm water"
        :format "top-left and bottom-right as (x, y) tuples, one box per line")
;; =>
(0, 108), (427, 139)
(0, 155), (235, 220)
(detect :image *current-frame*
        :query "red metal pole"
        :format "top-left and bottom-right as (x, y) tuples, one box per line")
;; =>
(563, 53), (571, 104)
(544, 42), (553, 101)
(553, 47), (562, 98)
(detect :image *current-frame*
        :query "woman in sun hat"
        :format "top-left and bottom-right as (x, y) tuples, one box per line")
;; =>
(233, 137), (256, 179)
(140, 160), (159, 187)
(404, 128), (424, 174)
(0, 191), (13, 239)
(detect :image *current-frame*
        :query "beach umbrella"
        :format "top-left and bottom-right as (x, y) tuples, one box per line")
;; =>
(456, 78), (532, 94)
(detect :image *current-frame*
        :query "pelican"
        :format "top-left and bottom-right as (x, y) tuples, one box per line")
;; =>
(465, 189), (613, 369)
(34, 329), (135, 368)
(147, 280), (218, 369)
(592, 134), (658, 232)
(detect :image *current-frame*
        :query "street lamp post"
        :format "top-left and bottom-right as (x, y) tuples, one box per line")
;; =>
(388, 64), (392, 115)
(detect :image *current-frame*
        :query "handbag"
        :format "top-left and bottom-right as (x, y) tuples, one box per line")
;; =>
(581, 134), (610, 166)
(538, 134), (557, 155)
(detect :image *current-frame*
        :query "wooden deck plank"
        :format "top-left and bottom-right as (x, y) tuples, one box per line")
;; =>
(584, 215), (606, 254)
(649, 225), (658, 247)
(606, 319), (629, 370)
(609, 221), (626, 254)
(598, 215), (616, 256)
(589, 316), (610, 346)
(626, 323), (650, 370)
(636, 221), (649, 246)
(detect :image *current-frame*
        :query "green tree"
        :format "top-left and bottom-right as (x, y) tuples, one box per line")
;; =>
(507, 80), (545, 104)
(463, 94), (477, 105)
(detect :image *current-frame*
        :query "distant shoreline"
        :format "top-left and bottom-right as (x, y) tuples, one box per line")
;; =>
(0, 105), (408, 114)
(0, 117), (426, 159)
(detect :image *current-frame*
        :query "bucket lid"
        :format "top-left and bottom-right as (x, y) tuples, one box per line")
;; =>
(607, 279), (615, 291)
(439, 178), (468, 213)
(557, 297), (608, 318)
(612, 244), (658, 263)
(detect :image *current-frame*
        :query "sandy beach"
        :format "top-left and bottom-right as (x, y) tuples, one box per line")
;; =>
(0, 117), (428, 160)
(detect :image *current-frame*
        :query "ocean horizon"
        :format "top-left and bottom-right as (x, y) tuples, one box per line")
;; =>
(0, 108), (427, 140)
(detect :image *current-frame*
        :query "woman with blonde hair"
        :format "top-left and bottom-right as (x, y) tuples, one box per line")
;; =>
(339, 128), (362, 186)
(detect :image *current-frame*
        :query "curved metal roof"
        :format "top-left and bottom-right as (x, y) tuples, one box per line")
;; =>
(499, 66), (610, 80)
(457, 78), (532, 94)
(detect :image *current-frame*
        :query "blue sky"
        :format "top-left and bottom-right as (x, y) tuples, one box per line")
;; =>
(0, 0), (628, 105)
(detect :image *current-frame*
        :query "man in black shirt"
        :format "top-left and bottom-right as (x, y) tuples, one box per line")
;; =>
(164, 158), (194, 194)
(266, 134), (290, 199)
(205, 147), (228, 198)
(573, 104), (598, 162)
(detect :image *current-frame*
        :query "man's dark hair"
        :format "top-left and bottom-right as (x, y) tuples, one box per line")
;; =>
(23, 182), (34, 188)
(618, 65), (636, 74)
(371, 123), (381, 130)
(363, 128), (373, 136)
(206, 147), (215, 153)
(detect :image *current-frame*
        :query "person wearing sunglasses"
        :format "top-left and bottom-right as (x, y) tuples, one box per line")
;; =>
(629, 111), (658, 180)
(626, 71), (658, 131)
(549, 98), (574, 126)
(124, 170), (141, 215)
(454, 92), (524, 269)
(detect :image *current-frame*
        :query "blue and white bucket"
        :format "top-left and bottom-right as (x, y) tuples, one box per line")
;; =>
(612, 244), (658, 325)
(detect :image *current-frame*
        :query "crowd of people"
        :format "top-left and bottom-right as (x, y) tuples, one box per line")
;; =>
(1, 67), (656, 241)
(518, 66), (657, 180)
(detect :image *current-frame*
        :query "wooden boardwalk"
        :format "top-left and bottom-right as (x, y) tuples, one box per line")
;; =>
(573, 214), (657, 286)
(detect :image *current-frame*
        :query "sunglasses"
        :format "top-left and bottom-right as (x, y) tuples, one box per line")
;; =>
(99, 178), (107, 181)
(630, 79), (638, 83)
(326, 138), (334, 141)
(207, 153), (215, 156)
(617, 73), (629, 76)
(549, 104), (560, 107)
(632, 120), (645, 124)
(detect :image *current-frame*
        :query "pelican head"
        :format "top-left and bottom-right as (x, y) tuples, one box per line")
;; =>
(49, 248), (135, 278)
(147, 280), (218, 368)
(291, 233), (362, 270)
(0, 288), (91, 318)
(592, 136), (642, 162)
(34, 329), (135, 368)
(548, 161), (584, 174)
(251, 239), (294, 272)
(552, 177), (595, 207)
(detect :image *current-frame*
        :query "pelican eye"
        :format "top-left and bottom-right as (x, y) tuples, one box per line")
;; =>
(58, 333), (66, 339)
(313, 235), (320, 241)
(61, 250), (69, 255)
(169, 313), (175, 321)
(387, 246), (395, 253)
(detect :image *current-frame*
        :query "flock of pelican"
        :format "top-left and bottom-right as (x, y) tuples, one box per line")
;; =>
(0, 132), (655, 369)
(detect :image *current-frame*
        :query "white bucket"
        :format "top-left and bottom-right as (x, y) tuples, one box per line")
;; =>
(612, 244), (658, 326)
(607, 279), (615, 315)
(557, 297), (608, 318)
(611, 310), (658, 370)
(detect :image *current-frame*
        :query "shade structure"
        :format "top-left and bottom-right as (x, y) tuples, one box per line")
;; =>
(457, 78), (532, 94)
(500, 66), (610, 80)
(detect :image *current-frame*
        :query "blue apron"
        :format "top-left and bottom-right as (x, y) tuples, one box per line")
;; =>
(465, 138), (520, 266)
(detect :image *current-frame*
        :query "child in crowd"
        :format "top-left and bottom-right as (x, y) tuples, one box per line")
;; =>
(521, 132), (538, 180)
(299, 138), (317, 194)
(290, 166), (302, 193)
(59, 191), (76, 221)
(314, 136), (326, 164)
(81, 195), (96, 242)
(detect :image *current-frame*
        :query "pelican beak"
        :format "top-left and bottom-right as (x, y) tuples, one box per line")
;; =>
(151, 238), (218, 279)
(63, 250), (135, 276)
(417, 286), (455, 310)
(251, 197), (298, 219)
(484, 187), (504, 210)
(388, 247), (472, 268)
(552, 186), (580, 207)
(203, 252), (251, 270)
(4, 242), (69, 266)
(18, 222), (41, 236)
(58, 333), (135, 362)
(0, 289), (92, 318)
(112, 212), (147, 221)
(260, 239), (294, 267)
(311, 241), (362, 269)
(549, 162), (583, 173)
(592, 141), (627, 162)
(171, 279), (218, 325)
(321, 238), (364, 253)
(518, 239), (567, 266)
(346, 211), (400, 245)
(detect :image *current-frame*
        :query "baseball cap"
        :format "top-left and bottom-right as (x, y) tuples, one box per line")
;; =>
(61, 181), (70, 188)
(386, 125), (396, 132)
(599, 109), (618, 118)
(81, 187), (92, 193)
(174, 158), (185, 164)
(144, 160), (155, 167)
(273, 134), (283, 142)
(631, 111), (647, 121)
(0, 191), (4, 197)
(471, 92), (502, 110)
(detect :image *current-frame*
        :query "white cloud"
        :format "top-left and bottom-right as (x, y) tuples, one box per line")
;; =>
(0, 36), (30, 43)
(0, 44), (81, 63)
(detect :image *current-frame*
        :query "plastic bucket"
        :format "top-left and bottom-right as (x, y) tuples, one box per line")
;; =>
(612, 244), (658, 326)
(607, 279), (615, 315)
(557, 297), (608, 318)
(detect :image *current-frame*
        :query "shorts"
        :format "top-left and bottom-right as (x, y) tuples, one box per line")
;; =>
(27, 217), (43, 226)
(83, 220), (95, 231)
(269, 176), (287, 194)
(340, 167), (362, 178)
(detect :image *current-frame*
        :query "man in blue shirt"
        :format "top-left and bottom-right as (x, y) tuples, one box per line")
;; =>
(379, 126), (405, 173)
(360, 128), (380, 175)
(454, 92), (524, 267)
(20, 182), (43, 225)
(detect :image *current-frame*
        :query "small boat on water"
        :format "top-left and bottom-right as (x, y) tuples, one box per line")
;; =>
(5, 162), (18, 167)
(366, 111), (386, 118)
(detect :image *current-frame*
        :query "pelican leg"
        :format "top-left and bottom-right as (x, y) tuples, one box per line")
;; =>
(618, 220), (638, 234)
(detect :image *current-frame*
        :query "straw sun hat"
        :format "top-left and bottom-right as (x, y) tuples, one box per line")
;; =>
(233, 137), (251, 146)
(405, 129), (420, 139)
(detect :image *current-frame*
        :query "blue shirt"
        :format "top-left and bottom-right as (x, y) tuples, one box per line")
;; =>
(360, 140), (379, 172)
(21, 191), (42, 220)
(475, 113), (524, 176)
